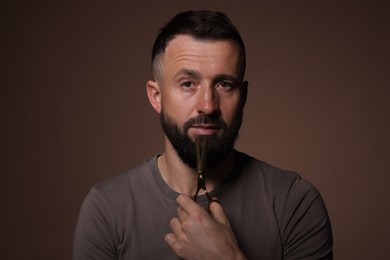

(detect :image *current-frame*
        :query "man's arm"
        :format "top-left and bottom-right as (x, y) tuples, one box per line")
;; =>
(165, 194), (246, 260)
(281, 179), (333, 259)
(73, 188), (118, 260)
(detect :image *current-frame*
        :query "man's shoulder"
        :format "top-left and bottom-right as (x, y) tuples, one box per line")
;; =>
(77, 155), (160, 224)
(237, 151), (301, 182)
(92, 155), (158, 194)
(236, 151), (319, 194)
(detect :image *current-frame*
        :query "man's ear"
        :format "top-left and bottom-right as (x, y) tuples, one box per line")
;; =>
(146, 80), (161, 113)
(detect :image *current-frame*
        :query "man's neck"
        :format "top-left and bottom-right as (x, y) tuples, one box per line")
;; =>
(157, 138), (236, 196)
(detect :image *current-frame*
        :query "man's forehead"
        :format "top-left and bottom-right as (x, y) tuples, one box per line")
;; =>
(153, 35), (242, 82)
(163, 36), (239, 65)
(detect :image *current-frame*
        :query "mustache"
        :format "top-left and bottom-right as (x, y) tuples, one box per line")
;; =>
(183, 114), (227, 132)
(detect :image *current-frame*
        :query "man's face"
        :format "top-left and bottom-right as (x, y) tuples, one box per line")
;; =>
(156, 35), (247, 169)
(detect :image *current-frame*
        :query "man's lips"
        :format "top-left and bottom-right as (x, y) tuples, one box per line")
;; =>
(190, 124), (220, 135)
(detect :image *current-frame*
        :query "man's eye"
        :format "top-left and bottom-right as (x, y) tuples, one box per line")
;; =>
(218, 81), (233, 89)
(181, 81), (193, 88)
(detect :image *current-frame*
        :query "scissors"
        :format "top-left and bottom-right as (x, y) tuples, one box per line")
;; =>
(193, 136), (219, 212)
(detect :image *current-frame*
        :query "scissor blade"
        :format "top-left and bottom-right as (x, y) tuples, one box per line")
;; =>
(196, 136), (207, 173)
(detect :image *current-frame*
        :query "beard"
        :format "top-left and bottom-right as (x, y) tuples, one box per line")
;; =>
(160, 110), (243, 170)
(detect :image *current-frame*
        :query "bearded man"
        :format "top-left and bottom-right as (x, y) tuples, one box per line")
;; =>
(73, 10), (333, 260)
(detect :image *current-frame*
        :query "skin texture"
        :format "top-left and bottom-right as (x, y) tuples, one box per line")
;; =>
(146, 35), (248, 259)
(165, 194), (246, 260)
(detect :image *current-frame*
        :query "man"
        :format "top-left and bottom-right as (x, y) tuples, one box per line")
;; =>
(73, 10), (333, 259)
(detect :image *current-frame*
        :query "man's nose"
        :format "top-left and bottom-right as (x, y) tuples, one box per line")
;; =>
(196, 85), (219, 115)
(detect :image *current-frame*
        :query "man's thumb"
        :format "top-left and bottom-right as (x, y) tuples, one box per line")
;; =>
(209, 199), (229, 226)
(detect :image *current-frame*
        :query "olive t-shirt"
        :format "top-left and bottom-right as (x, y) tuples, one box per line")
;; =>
(73, 151), (332, 259)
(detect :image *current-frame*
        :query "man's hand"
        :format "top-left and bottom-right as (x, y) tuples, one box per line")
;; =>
(165, 194), (246, 260)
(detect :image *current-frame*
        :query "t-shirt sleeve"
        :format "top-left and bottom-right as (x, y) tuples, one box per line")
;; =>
(73, 187), (118, 260)
(280, 177), (333, 259)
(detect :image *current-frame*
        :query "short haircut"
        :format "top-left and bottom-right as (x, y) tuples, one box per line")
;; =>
(151, 10), (246, 81)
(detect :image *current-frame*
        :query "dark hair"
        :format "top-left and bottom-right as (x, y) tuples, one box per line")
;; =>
(151, 10), (246, 79)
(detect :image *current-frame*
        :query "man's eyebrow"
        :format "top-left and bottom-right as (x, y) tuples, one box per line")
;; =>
(213, 74), (239, 84)
(174, 69), (239, 83)
(174, 69), (201, 79)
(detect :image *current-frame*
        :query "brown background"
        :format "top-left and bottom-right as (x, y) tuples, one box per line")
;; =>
(1, 1), (389, 259)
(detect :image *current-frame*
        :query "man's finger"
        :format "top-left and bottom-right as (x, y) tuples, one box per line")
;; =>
(176, 194), (201, 214)
(176, 206), (188, 222)
(209, 200), (229, 226)
(169, 217), (184, 237)
(164, 233), (178, 249)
